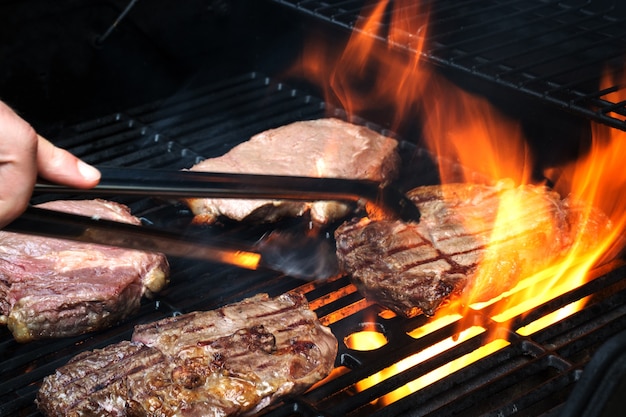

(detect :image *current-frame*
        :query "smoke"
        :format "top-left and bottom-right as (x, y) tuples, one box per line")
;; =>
(256, 230), (339, 281)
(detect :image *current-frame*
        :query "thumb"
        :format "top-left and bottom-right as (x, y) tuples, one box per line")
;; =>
(36, 135), (101, 188)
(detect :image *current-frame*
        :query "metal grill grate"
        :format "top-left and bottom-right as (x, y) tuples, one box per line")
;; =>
(2, 72), (626, 417)
(270, 0), (626, 131)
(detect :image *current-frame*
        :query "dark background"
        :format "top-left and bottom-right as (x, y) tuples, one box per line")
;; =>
(0, 0), (310, 135)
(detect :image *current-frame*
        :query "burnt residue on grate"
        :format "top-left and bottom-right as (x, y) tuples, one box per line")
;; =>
(2, 72), (626, 417)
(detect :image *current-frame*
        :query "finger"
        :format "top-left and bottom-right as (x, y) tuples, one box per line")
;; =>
(36, 135), (101, 188)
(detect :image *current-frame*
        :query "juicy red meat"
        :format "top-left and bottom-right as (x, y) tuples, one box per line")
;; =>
(0, 199), (169, 342)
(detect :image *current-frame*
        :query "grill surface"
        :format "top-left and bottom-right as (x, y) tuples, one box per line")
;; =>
(272, 0), (626, 132)
(2, 72), (626, 416)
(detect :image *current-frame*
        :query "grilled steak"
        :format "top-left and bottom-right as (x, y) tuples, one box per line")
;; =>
(36, 292), (338, 417)
(0, 199), (169, 342)
(185, 118), (400, 225)
(335, 182), (611, 317)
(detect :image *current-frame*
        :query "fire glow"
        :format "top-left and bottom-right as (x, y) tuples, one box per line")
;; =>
(344, 322), (388, 351)
(356, 326), (509, 407)
(220, 250), (261, 271)
(288, 0), (626, 405)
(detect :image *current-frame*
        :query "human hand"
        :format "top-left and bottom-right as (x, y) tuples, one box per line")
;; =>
(0, 101), (101, 227)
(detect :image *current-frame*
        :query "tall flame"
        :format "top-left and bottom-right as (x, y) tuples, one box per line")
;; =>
(548, 67), (626, 259)
(287, 0), (430, 131)
(419, 77), (534, 185)
(486, 68), (626, 332)
(287, 0), (626, 402)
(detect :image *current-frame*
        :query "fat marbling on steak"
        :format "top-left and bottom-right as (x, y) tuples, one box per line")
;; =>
(36, 292), (338, 417)
(185, 118), (400, 225)
(335, 181), (611, 317)
(0, 199), (169, 342)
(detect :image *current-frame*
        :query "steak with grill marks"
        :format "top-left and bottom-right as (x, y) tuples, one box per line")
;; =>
(335, 182), (611, 317)
(36, 292), (338, 417)
(0, 199), (169, 342)
(184, 118), (400, 225)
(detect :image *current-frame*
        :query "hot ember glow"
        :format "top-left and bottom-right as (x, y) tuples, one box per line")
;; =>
(353, 319), (509, 407)
(288, 0), (626, 405)
(344, 321), (388, 351)
(219, 250), (261, 270)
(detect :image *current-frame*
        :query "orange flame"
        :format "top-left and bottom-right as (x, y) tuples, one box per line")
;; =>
(421, 71), (625, 328)
(344, 321), (388, 351)
(220, 250), (261, 270)
(480, 69), (626, 333)
(420, 77), (534, 185)
(548, 67), (626, 261)
(287, 0), (626, 403)
(287, 0), (430, 130)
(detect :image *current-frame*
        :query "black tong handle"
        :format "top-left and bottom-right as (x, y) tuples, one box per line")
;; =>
(4, 206), (339, 280)
(35, 167), (421, 222)
(5, 205), (256, 265)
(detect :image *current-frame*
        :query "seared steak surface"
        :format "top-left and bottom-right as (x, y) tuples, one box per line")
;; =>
(36, 292), (338, 417)
(185, 118), (400, 225)
(0, 199), (169, 342)
(335, 182), (611, 317)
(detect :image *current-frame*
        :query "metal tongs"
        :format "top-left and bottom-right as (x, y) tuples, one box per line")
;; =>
(33, 167), (421, 222)
(4, 167), (420, 280)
